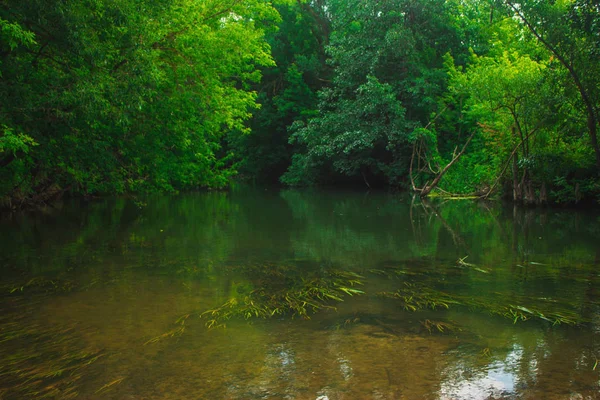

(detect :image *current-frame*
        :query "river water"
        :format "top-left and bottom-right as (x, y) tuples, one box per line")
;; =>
(1, 187), (599, 399)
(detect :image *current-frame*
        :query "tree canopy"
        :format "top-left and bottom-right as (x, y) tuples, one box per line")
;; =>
(1, 0), (599, 206)
(1, 0), (279, 205)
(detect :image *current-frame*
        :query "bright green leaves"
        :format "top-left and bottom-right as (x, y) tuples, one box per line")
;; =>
(0, 17), (35, 51)
(0, 125), (37, 155)
(502, 0), (600, 170)
(443, 18), (598, 201)
(449, 50), (546, 136)
(2, 0), (598, 204)
(0, 0), (280, 201)
(276, 0), (600, 200)
(114, 0), (277, 191)
(443, 49), (547, 195)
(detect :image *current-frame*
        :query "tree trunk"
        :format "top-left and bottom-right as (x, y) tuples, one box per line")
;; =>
(539, 182), (547, 204)
(524, 178), (535, 204)
(512, 149), (520, 201)
(588, 114), (600, 171)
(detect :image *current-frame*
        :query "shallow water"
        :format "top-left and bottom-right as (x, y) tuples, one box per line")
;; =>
(1, 187), (600, 399)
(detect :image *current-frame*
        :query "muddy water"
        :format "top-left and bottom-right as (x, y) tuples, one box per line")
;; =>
(1, 188), (599, 399)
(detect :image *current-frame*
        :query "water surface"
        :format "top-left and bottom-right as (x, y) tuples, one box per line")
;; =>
(1, 188), (600, 399)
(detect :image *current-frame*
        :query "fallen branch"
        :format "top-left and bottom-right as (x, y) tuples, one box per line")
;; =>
(413, 131), (476, 197)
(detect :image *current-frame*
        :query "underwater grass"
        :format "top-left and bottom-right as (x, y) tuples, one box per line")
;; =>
(379, 282), (461, 312)
(2, 276), (76, 295)
(475, 301), (580, 325)
(373, 256), (590, 327)
(200, 269), (365, 328)
(379, 282), (583, 326)
(143, 266), (366, 344)
(0, 299), (103, 399)
(420, 319), (462, 334)
(147, 257), (591, 347)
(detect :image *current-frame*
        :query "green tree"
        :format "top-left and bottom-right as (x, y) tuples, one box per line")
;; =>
(229, 1), (328, 183)
(503, 0), (600, 170)
(0, 0), (279, 206)
(282, 0), (465, 187)
(446, 50), (551, 201)
(439, 2), (599, 203)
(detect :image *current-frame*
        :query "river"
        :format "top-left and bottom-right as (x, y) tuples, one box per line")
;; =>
(1, 187), (599, 399)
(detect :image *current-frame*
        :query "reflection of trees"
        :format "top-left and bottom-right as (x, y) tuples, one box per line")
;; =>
(280, 189), (442, 265)
(4, 188), (597, 295)
(0, 192), (243, 288)
(0, 198), (129, 276)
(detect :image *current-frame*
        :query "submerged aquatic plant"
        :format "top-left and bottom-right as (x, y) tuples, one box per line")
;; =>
(94, 377), (125, 395)
(379, 282), (461, 312)
(201, 269), (365, 328)
(420, 319), (461, 334)
(379, 282), (582, 326)
(144, 314), (190, 345)
(3, 276), (75, 295)
(374, 256), (589, 327)
(0, 300), (103, 399)
(484, 303), (579, 325)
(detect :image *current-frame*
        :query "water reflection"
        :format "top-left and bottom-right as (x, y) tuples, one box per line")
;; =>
(1, 187), (600, 399)
(440, 344), (521, 399)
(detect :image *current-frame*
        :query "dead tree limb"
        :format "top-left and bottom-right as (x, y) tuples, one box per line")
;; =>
(412, 131), (476, 197)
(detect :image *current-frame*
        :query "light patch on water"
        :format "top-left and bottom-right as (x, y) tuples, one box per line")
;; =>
(439, 344), (524, 399)
(439, 368), (514, 399)
(315, 387), (333, 400)
(278, 345), (295, 367)
(254, 343), (297, 396)
(338, 357), (353, 380)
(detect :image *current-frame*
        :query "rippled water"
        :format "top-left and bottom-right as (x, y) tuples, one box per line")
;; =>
(1, 187), (599, 399)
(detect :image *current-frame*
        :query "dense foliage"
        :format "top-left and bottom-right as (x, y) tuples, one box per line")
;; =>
(282, 0), (465, 187)
(0, 0), (280, 206)
(1, 0), (599, 205)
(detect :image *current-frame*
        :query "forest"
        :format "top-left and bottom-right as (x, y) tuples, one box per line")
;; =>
(1, 0), (599, 207)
